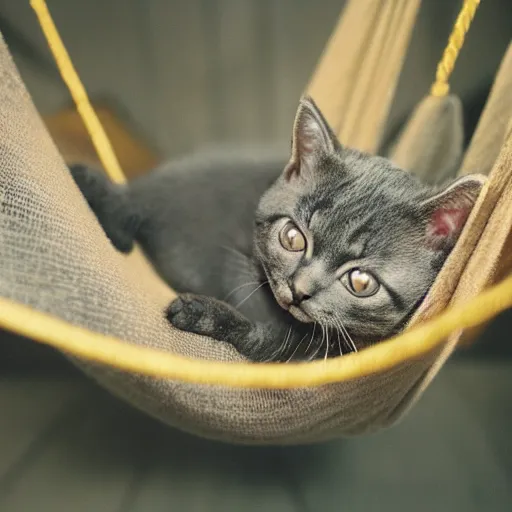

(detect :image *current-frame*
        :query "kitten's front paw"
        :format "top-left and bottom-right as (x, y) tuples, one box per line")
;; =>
(69, 163), (105, 197)
(165, 293), (251, 342)
(166, 295), (208, 332)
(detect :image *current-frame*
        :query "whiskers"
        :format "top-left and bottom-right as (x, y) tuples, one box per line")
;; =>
(308, 324), (325, 361)
(324, 326), (330, 362)
(219, 245), (269, 308)
(263, 326), (294, 363)
(285, 329), (309, 362)
(261, 316), (356, 364)
(234, 281), (269, 309)
(301, 316), (357, 362)
(223, 281), (261, 301)
(304, 322), (317, 358)
(332, 315), (358, 354)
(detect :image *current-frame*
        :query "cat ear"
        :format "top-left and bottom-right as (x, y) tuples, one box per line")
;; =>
(420, 174), (486, 251)
(284, 95), (339, 180)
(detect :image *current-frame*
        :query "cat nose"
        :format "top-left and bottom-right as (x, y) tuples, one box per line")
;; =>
(290, 282), (312, 305)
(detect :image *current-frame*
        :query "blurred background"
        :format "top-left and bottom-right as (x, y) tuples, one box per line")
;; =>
(0, 0), (511, 510)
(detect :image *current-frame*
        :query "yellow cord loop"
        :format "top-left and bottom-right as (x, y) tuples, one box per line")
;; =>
(30, 0), (127, 185)
(1, 271), (512, 388)
(430, 0), (481, 97)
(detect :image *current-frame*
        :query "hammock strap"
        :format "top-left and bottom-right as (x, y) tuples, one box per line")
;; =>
(30, 0), (126, 185)
(430, 0), (481, 97)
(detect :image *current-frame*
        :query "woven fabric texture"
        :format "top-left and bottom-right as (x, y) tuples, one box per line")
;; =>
(0, 2), (510, 443)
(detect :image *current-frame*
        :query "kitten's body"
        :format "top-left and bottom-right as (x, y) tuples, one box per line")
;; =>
(130, 149), (284, 302)
(71, 97), (484, 362)
(73, 150), (321, 361)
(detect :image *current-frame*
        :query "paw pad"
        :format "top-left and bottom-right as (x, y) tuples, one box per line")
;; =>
(166, 296), (205, 331)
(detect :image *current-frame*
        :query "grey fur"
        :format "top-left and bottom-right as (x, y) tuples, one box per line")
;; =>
(69, 96), (485, 362)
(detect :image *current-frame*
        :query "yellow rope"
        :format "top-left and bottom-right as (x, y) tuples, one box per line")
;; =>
(30, 0), (126, 184)
(19, 0), (508, 389)
(1, 270), (512, 388)
(431, 0), (481, 97)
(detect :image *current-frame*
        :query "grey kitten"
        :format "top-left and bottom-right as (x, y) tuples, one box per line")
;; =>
(69, 96), (485, 362)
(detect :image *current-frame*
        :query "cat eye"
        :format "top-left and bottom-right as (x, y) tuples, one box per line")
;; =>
(342, 269), (379, 297)
(279, 222), (306, 252)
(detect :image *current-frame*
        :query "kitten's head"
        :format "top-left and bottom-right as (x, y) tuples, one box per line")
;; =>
(254, 96), (485, 344)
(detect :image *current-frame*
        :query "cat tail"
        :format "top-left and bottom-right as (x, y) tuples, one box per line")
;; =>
(69, 163), (142, 253)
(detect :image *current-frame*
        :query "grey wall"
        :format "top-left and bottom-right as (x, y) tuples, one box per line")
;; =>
(1, 0), (510, 160)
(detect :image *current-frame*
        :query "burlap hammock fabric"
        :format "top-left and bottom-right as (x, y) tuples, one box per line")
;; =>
(1, 0), (512, 444)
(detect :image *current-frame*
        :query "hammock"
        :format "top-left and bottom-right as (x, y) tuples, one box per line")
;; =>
(0, 0), (510, 444)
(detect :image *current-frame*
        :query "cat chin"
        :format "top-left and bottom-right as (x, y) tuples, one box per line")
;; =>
(288, 305), (314, 323)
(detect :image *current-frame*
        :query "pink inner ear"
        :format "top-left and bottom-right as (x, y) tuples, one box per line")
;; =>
(297, 117), (322, 157)
(301, 138), (315, 154)
(283, 161), (299, 181)
(426, 207), (469, 248)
